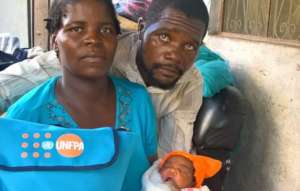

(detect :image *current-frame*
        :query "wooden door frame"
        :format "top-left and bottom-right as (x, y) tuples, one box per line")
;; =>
(29, 0), (50, 50)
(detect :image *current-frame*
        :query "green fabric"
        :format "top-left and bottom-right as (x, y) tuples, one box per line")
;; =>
(195, 45), (235, 97)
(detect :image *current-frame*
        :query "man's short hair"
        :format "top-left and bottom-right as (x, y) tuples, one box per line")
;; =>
(45, 0), (121, 35)
(145, 0), (209, 35)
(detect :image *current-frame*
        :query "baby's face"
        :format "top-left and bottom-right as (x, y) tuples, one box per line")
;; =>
(159, 156), (195, 189)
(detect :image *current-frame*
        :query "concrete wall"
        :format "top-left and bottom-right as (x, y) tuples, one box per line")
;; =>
(0, 0), (29, 47)
(204, 35), (300, 191)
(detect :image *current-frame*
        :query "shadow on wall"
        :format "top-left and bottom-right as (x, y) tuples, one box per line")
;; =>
(223, 67), (279, 191)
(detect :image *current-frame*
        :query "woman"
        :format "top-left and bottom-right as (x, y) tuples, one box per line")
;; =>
(5, 0), (157, 190)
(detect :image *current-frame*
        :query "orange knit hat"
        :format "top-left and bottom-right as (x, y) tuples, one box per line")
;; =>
(160, 151), (222, 188)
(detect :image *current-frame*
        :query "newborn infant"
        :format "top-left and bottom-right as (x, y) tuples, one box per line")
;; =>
(142, 151), (222, 191)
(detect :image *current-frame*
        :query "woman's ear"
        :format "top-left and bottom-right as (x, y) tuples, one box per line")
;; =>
(50, 34), (58, 50)
(137, 17), (145, 40)
(50, 33), (59, 58)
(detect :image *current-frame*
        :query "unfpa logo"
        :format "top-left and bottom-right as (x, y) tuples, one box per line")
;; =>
(56, 134), (84, 158)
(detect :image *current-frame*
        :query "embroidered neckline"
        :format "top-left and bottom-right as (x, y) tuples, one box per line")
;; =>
(114, 79), (132, 131)
(45, 77), (133, 130)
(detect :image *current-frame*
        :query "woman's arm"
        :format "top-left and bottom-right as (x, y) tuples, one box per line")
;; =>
(139, 88), (158, 164)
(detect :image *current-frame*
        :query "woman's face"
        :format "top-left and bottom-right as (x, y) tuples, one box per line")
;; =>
(54, 0), (118, 80)
(159, 156), (195, 189)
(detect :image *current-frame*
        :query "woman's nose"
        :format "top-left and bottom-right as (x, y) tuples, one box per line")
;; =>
(83, 30), (102, 46)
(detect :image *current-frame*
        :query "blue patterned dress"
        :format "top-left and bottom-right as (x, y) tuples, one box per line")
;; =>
(5, 76), (157, 191)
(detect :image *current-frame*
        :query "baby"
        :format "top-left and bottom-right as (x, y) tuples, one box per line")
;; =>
(142, 151), (222, 191)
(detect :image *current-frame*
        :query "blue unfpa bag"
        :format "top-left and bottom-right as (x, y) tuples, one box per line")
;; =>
(0, 118), (137, 191)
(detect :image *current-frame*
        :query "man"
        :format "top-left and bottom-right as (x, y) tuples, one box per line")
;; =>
(0, 0), (209, 156)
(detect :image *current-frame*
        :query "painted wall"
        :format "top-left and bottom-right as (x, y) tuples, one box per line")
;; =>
(201, 0), (300, 190)
(204, 35), (300, 191)
(202, 0), (211, 12)
(0, 0), (29, 47)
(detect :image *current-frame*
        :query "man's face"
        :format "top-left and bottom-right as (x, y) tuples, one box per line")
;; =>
(159, 156), (195, 189)
(140, 8), (206, 89)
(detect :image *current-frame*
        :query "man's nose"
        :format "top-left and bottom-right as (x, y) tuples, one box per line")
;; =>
(164, 45), (181, 63)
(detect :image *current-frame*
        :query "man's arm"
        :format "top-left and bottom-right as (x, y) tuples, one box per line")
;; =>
(0, 51), (61, 111)
(156, 69), (203, 157)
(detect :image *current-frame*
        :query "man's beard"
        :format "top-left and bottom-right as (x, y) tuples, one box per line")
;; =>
(146, 63), (183, 90)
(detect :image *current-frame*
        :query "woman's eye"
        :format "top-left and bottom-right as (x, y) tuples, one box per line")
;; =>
(159, 33), (170, 42)
(100, 27), (114, 34)
(184, 43), (196, 51)
(70, 26), (83, 33)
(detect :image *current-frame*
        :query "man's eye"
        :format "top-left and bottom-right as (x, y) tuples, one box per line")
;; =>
(159, 33), (170, 42)
(184, 43), (196, 51)
(70, 26), (83, 33)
